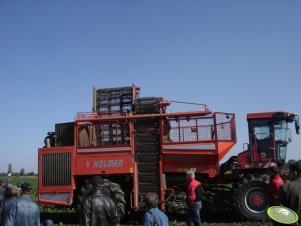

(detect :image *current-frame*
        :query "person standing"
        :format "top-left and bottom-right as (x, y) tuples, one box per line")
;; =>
(2, 182), (40, 226)
(0, 180), (3, 200)
(80, 176), (119, 226)
(186, 169), (204, 226)
(265, 167), (284, 206)
(0, 180), (5, 224)
(1, 186), (21, 223)
(142, 192), (169, 226)
(279, 162), (301, 226)
(0, 182), (12, 225)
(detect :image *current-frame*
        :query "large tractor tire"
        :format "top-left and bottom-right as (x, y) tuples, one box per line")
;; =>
(232, 175), (269, 221)
(103, 179), (127, 219)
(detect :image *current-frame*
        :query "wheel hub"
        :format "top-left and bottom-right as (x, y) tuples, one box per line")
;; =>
(245, 187), (268, 213)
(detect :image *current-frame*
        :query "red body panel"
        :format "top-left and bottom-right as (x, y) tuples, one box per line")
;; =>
(38, 147), (75, 205)
(75, 154), (134, 175)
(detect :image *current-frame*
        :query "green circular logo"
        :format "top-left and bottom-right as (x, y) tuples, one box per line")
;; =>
(267, 206), (299, 224)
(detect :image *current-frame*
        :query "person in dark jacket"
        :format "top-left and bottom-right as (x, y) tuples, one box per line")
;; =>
(1, 186), (21, 223)
(186, 169), (204, 226)
(2, 182), (40, 226)
(264, 167), (284, 206)
(0, 182), (12, 225)
(142, 192), (169, 226)
(80, 176), (119, 226)
(0, 180), (3, 200)
(279, 162), (301, 226)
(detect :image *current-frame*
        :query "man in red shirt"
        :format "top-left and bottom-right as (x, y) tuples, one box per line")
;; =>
(265, 167), (284, 206)
(186, 169), (203, 226)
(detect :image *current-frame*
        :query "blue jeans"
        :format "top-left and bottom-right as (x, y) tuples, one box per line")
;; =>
(187, 200), (202, 226)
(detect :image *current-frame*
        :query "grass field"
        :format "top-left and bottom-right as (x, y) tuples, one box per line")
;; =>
(0, 175), (38, 202)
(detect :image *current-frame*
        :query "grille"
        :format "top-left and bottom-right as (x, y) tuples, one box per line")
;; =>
(42, 153), (71, 186)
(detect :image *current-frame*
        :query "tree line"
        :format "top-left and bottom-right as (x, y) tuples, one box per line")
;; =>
(0, 163), (36, 176)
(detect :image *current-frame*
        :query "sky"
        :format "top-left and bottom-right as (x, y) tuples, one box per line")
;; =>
(0, 0), (300, 173)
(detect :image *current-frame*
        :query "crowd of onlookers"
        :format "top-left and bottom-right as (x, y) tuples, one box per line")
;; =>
(0, 176), (168, 226)
(0, 181), (44, 226)
(264, 162), (301, 226)
(0, 161), (300, 226)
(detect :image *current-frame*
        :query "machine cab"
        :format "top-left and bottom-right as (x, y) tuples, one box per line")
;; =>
(248, 112), (299, 164)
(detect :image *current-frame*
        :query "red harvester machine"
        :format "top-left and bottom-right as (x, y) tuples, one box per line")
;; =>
(38, 85), (299, 221)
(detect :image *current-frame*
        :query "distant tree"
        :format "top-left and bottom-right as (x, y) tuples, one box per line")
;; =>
(8, 163), (12, 175)
(27, 172), (35, 176)
(20, 168), (25, 176)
